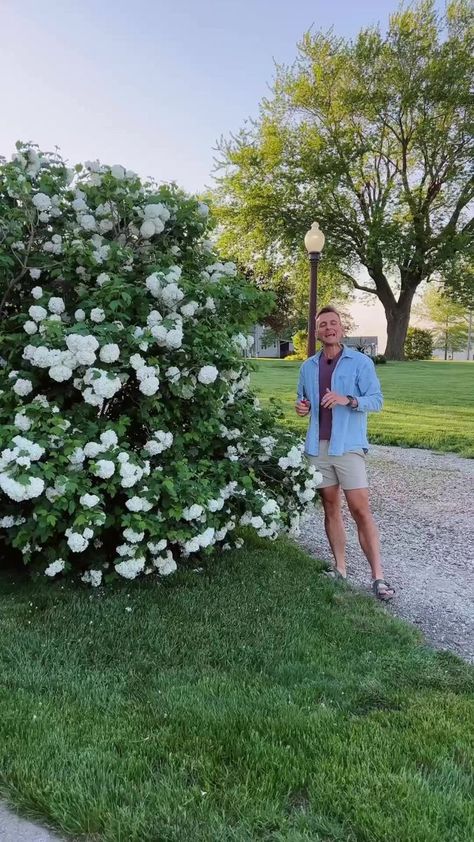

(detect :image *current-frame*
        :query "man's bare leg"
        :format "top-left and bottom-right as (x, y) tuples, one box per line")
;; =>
(344, 487), (384, 580)
(319, 485), (347, 577)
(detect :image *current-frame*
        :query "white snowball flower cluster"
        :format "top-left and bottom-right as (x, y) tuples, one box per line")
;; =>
(198, 365), (218, 385)
(32, 192), (52, 212)
(115, 557), (145, 579)
(48, 297), (65, 315)
(140, 203), (170, 238)
(278, 444), (304, 470)
(144, 430), (173, 456)
(43, 234), (62, 254)
(13, 378), (33, 397)
(99, 344), (120, 363)
(81, 569), (103, 587)
(136, 364), (160, 396)
(182, 504), (204, 521)
(44, 558), (65, 577)
(90, 307), (105, 323)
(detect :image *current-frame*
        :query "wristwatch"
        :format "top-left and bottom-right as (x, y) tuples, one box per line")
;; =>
(346, 395), (358, 408)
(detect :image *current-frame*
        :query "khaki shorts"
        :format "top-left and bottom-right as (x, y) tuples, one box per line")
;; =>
(306, 440), (368, 490)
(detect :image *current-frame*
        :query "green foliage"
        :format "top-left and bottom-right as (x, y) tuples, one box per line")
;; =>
(213, 1), (474, 359)
(0, 144), (322, 584)
(405, 327), (433, 360)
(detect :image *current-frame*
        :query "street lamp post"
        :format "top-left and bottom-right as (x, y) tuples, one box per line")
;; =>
(304, 222), (325, 357)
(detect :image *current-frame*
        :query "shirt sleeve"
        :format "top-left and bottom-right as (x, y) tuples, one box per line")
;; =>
(354, 358), (383, 413)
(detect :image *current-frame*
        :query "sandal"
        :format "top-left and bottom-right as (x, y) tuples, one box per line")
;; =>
(372, 579), (395, 601)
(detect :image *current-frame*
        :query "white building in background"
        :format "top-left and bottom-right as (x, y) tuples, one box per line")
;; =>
(250, 326), (378, 358)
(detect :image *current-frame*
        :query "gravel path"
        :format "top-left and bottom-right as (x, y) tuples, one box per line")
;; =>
(297, 444), (474, 663)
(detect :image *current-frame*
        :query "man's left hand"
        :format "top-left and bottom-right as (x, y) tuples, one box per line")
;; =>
(320, 389), (350, 409)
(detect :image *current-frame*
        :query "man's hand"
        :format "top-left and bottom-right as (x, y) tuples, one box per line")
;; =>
(295, 399), (311, 417)
(320, 389), (350, 410)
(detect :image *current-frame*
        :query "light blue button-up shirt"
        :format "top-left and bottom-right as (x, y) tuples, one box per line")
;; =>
(296, 345), (383, 456)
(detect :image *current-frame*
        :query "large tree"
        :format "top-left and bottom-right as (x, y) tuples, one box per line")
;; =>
(213, 0), (474, 359)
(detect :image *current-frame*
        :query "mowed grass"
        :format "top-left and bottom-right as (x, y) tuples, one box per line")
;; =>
(250, 360), (474, 457)
(0, 537), (473, 842)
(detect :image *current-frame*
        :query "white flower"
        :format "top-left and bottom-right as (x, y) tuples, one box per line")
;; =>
(111, 164), (126, 180)
(66, 532), (89, 553)
(96, 272), (110, 287)
(14, 412), (31, 431)
(123, 528), (144, 543)
(261, 499), (279, 516)
(165, 366), (181, 383)
(48, 296), (65, 314)
(197, 365), (218, 385)
(99, 219), (114, 234)
(90, 308), (105, 323)
(197, 202), (209, 217)
(139, 376), (160, 396)
(144, 203), (170, 221)
(205, 296), (216, 311)
(49, 365), (73, 382)
(154, 551), (177, 576)
(29, 268), (41, 280)
(99, 344), (120, 363)
(80, 493), (100, 508)
(84, 442), (103, 458)
(181, 301), (198, 318)
(94, 459), (115, 479)
(115, 557), (145, 579)
(250, 516), (264, 529)
(13, 378), (33, 396)
(207, 497), (224, 512)
(129, 353), (146, 370)
(31, 286), (43, 299)
(81, 569), (102, 587)
(79, 213), (96, 231)
(0, 474), (44, 501)
(182, 504), (204, 521)
(32, 192), (52, 211)
(44, 559), (65, 577)
(69, 447), (85, 465)
(23, 320), (38, 335)
(160, 283), (184, 308)
(125, 496), (151, 512)
(100, 430), (118, 448)
(28, 305), (48, 322)
(140, 219), (158, 239)
(74, 309), (86, 322)
(198, 527), (215, 548)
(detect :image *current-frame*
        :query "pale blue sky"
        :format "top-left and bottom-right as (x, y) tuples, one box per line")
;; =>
(1, 0), (431, 344)
(2, 0), (403, 192)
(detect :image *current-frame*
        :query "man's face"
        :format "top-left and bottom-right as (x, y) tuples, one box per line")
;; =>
(316, 312), (343, 345)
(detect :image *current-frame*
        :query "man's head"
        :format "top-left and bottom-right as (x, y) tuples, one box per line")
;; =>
(316, 306), (344, 347)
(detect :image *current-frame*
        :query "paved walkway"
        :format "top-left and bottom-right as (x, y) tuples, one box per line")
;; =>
(298, 444), (474, 663)
(0, 803), (65, 842)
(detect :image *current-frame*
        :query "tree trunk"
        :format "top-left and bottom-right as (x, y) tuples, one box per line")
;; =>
(383, 289), (416, 360)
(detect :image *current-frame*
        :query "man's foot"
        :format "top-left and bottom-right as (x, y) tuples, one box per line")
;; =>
(372, 579), (395, 601)
(324, 565), (347, 580)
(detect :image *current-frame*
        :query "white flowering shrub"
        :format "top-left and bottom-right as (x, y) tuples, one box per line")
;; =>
(0, 143), (321, 585)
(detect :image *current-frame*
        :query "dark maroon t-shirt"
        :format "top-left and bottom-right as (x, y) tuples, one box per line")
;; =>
(319, 350), (343, 440)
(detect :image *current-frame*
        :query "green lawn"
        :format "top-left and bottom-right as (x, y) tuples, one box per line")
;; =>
(0, 537), (473, 842)
(250, 359), (474, 458)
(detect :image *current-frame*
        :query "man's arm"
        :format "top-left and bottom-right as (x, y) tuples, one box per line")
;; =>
(354, 359), (383, 413)
(296, 364), (305, 402)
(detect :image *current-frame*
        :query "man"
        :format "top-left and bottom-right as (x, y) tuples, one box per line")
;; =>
(295, 306), (394, 600)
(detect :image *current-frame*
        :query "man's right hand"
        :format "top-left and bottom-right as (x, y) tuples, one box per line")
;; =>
(295, 399), (311, 417)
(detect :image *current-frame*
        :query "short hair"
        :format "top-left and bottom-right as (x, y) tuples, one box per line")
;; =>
(316, 305), (342, 321)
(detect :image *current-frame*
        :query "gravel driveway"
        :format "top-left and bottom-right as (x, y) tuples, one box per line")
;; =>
(297, 444), (474, 664)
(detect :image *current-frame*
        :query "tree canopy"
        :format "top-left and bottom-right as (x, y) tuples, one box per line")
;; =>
(213, 0), (474, 359)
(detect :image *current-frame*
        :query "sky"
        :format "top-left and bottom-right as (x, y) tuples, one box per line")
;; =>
(1, 0), (419, 346)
